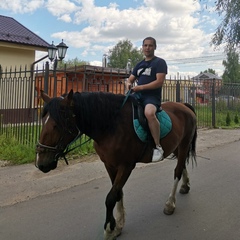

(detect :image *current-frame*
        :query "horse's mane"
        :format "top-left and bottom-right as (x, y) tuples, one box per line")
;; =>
(73, 92), (126, 134)
(42, 92), (127, 136)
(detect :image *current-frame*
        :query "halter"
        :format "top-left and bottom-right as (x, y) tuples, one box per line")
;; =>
(36, 124), (82, 165)
(36, 99), (84, 165)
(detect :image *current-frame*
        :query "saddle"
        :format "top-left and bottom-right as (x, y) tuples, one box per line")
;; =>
(130, 96), (172, 143)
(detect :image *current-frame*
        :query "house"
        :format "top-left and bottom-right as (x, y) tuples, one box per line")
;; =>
(192, 72), (223, 103)
(0, 15), (50, 70)
(35, 64), (130, 99)
(0, 15), (51, 124)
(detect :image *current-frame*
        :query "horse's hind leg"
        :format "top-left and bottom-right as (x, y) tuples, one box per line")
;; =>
(179, 167), (190, 194)
(164, 178), (179, 215)
(164, 151), (188, 215)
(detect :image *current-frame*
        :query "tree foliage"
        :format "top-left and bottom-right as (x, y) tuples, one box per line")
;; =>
(222, 49), (240, 83)
(107, 39), (144, 69)
(201, 68), (217, 75)
(57, 57), (89, 69)
(211, 0), (240, 51)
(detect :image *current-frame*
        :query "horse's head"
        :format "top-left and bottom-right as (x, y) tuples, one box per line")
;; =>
(35, 90), (80, 173)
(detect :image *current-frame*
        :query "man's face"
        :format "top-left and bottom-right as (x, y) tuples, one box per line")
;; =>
(142, 39), (155, 58)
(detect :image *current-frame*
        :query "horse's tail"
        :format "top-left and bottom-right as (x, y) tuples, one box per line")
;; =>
(184, 103), (197, 166)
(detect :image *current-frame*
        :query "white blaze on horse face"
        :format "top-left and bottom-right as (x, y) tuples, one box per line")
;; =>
(44, 115), (50, 125)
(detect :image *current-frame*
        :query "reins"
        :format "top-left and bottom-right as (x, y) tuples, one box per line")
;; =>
(121, 89), (132, 109)
(59, 136), (92, 164)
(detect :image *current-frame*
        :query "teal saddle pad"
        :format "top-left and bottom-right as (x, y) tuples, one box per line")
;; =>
(133, 110), (172, 142)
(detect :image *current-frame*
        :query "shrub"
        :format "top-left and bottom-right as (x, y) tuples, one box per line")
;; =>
(234, 114), (239, 124)
(226, 112), (231, 126)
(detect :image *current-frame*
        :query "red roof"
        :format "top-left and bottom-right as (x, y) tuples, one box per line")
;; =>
(0, 15), (50, 49)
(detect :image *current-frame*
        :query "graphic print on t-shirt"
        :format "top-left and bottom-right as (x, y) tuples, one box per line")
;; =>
(137, 67), (152, 76)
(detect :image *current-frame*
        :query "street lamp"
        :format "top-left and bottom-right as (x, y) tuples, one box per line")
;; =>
(47, 40), (68, 96)
(30, 40), (68, 107)
(56, 40), (68, 61)
(47, 42), (58, 62)
(48, 39), (68, 64)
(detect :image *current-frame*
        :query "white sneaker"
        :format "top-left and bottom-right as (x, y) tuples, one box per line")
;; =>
(152, 146), (164, 162)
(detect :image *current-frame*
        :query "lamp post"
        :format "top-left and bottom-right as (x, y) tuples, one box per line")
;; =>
(126, 59), (132, 74)
(102, 54), (108, 67)
(47, 40), (68, 97)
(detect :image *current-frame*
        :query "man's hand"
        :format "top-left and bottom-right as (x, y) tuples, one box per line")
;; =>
(125, 81), (132, 90)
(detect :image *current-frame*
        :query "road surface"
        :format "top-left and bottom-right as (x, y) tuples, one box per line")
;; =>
(0, 129), (240, 240)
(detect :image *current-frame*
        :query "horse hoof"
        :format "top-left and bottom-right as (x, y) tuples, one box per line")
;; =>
(163, 202), (175, 215)
(163, 207), (175, 215)
(104, 224), (122, 240)
(179, 185), (190, 194)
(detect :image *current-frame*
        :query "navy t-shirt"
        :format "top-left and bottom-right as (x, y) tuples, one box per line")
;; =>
(132, 57), (167, 98)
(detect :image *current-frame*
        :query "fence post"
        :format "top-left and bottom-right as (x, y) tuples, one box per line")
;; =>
(212, 78), (216, 128)
(44, 61), (49, 94)
(176, 80), (180, 102)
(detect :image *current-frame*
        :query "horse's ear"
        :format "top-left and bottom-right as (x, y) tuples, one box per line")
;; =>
(40, 90), (51, 103)
(67, 89), (74, 106)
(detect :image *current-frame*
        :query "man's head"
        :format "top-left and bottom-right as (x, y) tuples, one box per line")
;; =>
(142, 37), (157, 50)
(142, 37), (157, 59)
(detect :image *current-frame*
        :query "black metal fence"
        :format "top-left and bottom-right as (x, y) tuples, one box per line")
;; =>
(0, 65), (240, 147)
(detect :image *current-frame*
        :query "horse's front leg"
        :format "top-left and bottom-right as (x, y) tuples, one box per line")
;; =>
(115, 195), (125, 232)
(104, 165), (133, 240)
(104, 188), (124, 240)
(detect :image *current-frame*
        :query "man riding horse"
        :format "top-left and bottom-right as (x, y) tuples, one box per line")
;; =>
(126, 36), (167, 162)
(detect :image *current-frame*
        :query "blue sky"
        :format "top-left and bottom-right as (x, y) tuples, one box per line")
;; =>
(0, 0), (225, 77)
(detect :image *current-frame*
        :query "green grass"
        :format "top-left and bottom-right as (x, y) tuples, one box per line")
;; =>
(0, 133), (36, 164)
(195, 103), (240, 128)
(0, 132), (95, 165)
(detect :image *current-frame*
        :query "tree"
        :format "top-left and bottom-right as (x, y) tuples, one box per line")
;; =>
(107, 39), (144, 69)
(211, 0), (240, 51)
(201, 68), (217, 75)
(57, 57), (89, 69)
(222, 49), (240, 83)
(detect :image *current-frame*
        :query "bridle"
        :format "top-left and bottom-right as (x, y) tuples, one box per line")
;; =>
(36, 107), (82, 165)
(36, 125), (82, 165)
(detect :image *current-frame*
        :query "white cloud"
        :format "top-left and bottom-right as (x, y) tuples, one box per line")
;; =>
(45, 0), (79, 20)
(58, 14), (72, 23)
(1, 0), (44, 13)
(143, 0), (200, 14)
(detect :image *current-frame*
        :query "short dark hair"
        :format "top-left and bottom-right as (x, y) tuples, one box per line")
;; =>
(142, 37), (157, 49)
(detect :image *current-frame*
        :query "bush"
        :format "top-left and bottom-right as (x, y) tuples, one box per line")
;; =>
(234, 114), (239, 124)
(226, 112), (231, 126)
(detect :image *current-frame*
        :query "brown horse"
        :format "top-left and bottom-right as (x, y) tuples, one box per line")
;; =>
(35, 89), (197, 240)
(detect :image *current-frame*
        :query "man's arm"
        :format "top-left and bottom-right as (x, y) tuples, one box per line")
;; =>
(125, 74), (136, 90)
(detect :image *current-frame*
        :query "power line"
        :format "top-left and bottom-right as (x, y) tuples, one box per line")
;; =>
(167, 54), (225, 65)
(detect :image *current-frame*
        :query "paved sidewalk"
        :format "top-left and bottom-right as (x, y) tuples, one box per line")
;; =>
(0, 128), (239, 207)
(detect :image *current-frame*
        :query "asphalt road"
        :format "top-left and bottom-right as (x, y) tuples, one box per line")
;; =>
(1, 138), (240, 240)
